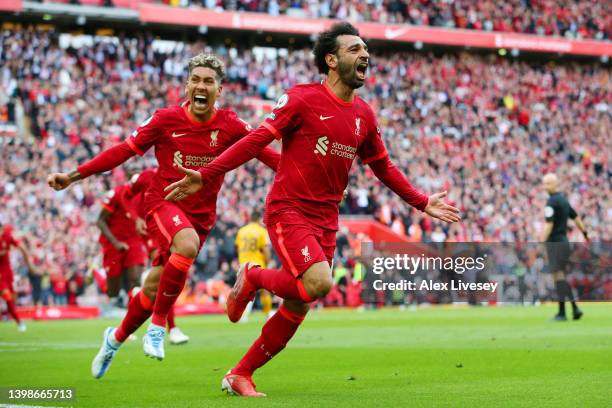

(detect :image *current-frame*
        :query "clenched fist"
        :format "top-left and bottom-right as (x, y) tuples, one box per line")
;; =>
(47, 173), (72, 191)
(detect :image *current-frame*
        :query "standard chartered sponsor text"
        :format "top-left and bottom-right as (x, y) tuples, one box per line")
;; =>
(330, 142), (356, 159)
(184, 155), (216, 167)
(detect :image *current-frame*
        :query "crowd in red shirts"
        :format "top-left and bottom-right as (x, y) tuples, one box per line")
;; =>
(0, 27), (609, 307)
(159, 0), (610, 40)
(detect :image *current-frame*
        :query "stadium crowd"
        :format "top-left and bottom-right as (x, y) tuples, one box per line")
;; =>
(0, 27), (610, 307)
(37, 0), (612, 40)
(148, 0), (611, 40)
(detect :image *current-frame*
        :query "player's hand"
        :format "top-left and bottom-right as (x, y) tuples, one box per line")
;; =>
(47, 173), (72, 191)
(164, 164), (203, 201)
(136, 218), (147, 236)
(424, 191), (461, 223)
(114, 241), (129, 252)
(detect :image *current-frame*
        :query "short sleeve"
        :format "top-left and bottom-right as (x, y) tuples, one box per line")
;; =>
(569, 205), (578, 220)
(260, 89), (303, 140)
(544, 200), (555, 222)
(126, 111), (165, 156)
(358, 109), (388, 164)
(101, 188), (119, 213)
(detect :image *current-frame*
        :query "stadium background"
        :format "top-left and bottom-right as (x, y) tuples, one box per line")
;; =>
(0, 0), (610, 316)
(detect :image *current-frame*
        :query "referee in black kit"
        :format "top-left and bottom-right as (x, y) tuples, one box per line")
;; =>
(540, 173), (588, 321)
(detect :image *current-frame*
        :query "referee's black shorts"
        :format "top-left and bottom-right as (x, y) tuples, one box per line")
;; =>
(546, 241), (571, 273)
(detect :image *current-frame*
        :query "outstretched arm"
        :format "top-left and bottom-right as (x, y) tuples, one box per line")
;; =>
(204, 126), (276, 179)
(47, 142), (136, 191)
(164, 126), (276, 201)
(256, 146), (281, 171)
(368, 156), (460, 223)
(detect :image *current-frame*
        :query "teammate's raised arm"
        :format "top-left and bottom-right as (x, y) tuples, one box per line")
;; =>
(47, 141), (137, 191)
(255, 146), (281, 171)
(164, 126), (277, 201)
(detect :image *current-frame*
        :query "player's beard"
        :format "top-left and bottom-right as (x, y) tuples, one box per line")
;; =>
(338, 59), (364, 89)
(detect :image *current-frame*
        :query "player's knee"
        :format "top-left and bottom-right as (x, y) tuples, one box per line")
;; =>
(172, 229), (199, 259)
(313, 275), (333, 298)
(173, 242), (199, 259)
(303, 264), (333, 299)
(127, 267), (143, 287)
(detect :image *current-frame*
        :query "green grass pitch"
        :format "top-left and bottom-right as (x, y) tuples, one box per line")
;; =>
(1, 304), (611, 407)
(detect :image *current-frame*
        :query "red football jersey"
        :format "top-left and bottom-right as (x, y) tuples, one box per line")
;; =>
(0, 226), (20, 281)
(126, 104), (252, 230)
(99, 184), (140, 247)
(129, 168), (156, 219)
(261, 83), (388, 230)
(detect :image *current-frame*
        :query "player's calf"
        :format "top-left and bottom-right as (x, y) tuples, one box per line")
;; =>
(142, 267), (163, 301)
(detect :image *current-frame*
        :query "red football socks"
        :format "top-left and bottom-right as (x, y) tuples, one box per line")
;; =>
(233, 304), (306, 376)
(151, 253), (193, 327)
(167, 305), (176, 330)
(5, 299), (20, 324)
(114, 290), (153, 343)
(247, 266), (313, 302)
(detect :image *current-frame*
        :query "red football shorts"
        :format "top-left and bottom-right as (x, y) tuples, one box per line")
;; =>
(102, 240), (147, 278)
(267, 210), (336, 278)
(145, 201), (209, 267)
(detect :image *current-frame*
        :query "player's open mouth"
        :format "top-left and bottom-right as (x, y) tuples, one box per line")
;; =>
(193, 94), (208, 109)
(356, 63), (368, 80)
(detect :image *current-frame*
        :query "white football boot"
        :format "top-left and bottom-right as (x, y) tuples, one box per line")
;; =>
(143, 324), (165, 360)
(91, 327), (120, 379)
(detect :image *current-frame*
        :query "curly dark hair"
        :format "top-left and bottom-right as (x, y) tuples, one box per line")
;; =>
(313, 22), (360, 75)
(188, 53), (226, 82)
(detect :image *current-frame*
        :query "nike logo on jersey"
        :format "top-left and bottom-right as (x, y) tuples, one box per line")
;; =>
(319, 115), (334, 121)
(172, 132), (188, 138)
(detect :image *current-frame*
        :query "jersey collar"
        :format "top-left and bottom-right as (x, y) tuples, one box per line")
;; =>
(182, 102), (218, 126)
(323, 81), (354, 107)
